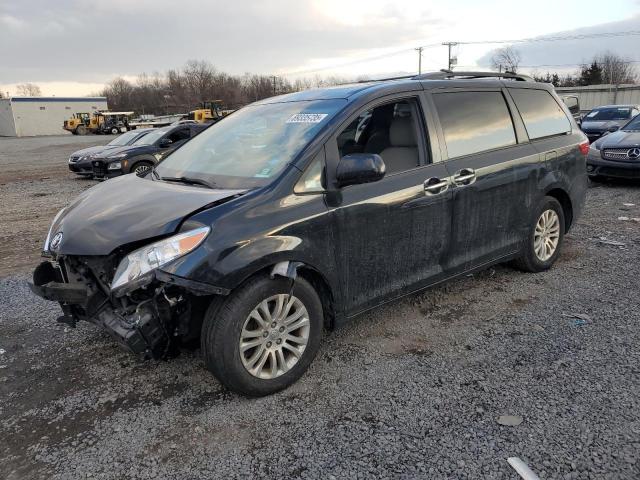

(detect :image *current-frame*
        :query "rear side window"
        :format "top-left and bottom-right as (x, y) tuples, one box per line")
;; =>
(432, 91), (516, 159)
(510, 89), (571, 139)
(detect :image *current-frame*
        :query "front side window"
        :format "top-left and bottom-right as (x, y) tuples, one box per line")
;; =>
(510, 89), (571, 140)
(133, 128), (167, 146)
(336, 98), (424, 174)
(155, 99), (345, 189)
(433, 91), (516, 159)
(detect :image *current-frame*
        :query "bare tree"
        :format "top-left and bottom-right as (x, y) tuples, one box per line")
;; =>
(16, 83), (42, 96)
(491, 47), (521, 73)
(595, 51), (637, 85)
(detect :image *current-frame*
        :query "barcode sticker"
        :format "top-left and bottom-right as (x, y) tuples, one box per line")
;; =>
(286, 113), (328, 123)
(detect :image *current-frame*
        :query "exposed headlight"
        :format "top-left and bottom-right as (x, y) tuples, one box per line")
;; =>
(108, 153), (128, 159)
(589, 142), (601, 152)
(111, 226), (210, 293)
(108, 162), (122, 170)
(43, 208), (66, 253)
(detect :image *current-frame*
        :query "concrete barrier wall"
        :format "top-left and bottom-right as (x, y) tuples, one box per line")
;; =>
(555, 84), (640, 111)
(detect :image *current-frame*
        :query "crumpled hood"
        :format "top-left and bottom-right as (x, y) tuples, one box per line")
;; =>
(596, 130), (640, 149)
(49, 174), (246, 256)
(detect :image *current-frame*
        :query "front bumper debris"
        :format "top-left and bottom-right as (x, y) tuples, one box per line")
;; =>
(29, 256), (225, 359)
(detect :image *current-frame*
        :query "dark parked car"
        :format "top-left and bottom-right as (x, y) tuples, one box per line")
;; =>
(587, 114), (640, 179)
(90, 123), (209, 179)
(30, 71), (588, 396)
(68, 129), (153, 176)
(580, 104), (640, 143)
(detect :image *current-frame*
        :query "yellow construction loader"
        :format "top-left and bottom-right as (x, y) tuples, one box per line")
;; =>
(63, 112), (103, 135)
(185, 100), (233, 124)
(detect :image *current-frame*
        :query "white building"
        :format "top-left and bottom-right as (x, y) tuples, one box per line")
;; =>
(0, 96), (108, 137)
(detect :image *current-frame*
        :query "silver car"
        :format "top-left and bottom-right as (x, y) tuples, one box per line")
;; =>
(581, 104), (640, 143)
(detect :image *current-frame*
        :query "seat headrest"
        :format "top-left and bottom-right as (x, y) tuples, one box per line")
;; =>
(389, 117), (417, 147)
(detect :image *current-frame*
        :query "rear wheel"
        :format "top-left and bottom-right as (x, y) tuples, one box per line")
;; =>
(110, 127), (119, 135)
(201, 275), (323, 397)
(512, 196), (565, 272)
(131, 161), (153, 176)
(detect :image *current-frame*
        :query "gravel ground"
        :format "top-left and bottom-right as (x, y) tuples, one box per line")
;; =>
(1, 136), (639, 479)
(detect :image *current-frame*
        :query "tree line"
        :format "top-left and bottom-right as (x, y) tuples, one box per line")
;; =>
(101, 60), (349, 116)
(491, 48), (638, 87)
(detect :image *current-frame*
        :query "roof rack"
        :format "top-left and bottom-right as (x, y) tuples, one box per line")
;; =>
(413, 69), (533, 82)
(357, 74), (416, 83)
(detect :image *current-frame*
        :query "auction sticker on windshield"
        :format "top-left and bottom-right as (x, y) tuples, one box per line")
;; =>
(286, 113), (328, 123)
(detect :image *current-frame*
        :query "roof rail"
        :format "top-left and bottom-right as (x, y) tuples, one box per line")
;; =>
(413, 69), (533, 82)
(356, 74), (416, 83)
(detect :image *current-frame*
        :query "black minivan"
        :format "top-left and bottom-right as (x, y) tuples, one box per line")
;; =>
(31, 71), (588, 396)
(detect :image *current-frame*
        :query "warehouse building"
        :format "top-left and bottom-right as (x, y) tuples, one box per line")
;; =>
(0, 96), (108, 137)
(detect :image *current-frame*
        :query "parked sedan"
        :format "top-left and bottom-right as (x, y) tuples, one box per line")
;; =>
(68, 129), (153, 176)
(581, 104), (640, 143)
(90, 123), (209, 179)
(587, 114), (640, 179)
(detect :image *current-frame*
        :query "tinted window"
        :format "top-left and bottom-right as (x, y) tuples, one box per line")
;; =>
(337, 98), (424, 174)
(433, 91), (516, 158)
(510, 89), (571, 139)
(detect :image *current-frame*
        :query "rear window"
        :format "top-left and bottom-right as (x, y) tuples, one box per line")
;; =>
(510, 89), (571, 139)
(433, 91), (516, 159)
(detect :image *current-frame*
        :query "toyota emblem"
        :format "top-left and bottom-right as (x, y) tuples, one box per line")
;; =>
(628, 148), (640, 159)
(50, 232), (63, 250)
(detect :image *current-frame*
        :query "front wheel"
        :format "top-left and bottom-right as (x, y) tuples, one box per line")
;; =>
(512, 196), (565, 272)
(201, 275), (323, 397)
(110, 127), (119, 135)
(131, 161), (153, 176)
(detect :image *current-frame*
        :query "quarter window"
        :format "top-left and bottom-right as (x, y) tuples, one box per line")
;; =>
(295, 152), (325, 193)
(510, 89), (571, 139)
(432, 91), (516, 159)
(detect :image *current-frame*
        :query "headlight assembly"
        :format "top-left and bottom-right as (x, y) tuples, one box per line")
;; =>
(108, 162), (122, 170)
(111, 226), (210, 293)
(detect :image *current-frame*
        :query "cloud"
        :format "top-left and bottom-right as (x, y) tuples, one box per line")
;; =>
(477, 14), (640, 73)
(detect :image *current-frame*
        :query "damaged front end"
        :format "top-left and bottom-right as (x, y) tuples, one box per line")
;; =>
(29, 228), (225, 359)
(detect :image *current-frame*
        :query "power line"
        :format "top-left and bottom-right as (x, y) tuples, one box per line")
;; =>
(280, 30), (640, 77)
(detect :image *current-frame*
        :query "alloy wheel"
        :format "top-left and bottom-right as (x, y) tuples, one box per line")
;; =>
(239, 294), (310, 379)
(134, 165), (150, 175)
(534, 209), (560, 261)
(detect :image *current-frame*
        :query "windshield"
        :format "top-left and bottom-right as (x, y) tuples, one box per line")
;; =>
(584, 107), (632, 121)
(155, 99), (346, 189)
(622, 115), (640, 130)
(133, 128), (168, 146)
(108, 130), (147, 146)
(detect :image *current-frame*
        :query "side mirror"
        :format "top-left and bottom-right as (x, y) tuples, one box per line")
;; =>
(159, 138), (173, 148)
(336, 153), (386, 188)
(608, 125), (620, 133)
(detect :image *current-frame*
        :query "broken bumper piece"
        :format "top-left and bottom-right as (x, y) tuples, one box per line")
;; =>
(29, 259), (227, 359)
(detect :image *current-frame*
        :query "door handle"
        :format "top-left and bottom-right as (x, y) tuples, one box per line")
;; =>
(453, 168), (476, 186)
(424, 177), (449, 195)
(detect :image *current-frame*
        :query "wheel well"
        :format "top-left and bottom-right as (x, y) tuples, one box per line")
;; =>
(546, 188), (573, 231)
(296, 266), (336, 330)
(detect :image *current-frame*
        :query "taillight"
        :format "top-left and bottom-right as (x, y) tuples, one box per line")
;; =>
(578, 141), (589, 155)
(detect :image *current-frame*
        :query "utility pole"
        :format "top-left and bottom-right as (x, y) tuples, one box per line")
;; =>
(415, 47), (423, 74)
(271, 75), (277, 96)
(442, 42), (458, 70)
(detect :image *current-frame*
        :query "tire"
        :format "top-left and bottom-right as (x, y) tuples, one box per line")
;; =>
(110, 127), (119, 135)
(512, 196), (565, 273)
(131, 161), (153, 176)
(76, 125), (87, 135)
(201, 274), (323, 397)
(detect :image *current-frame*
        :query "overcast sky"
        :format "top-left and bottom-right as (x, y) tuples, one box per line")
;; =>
(1, 0), (639, 96)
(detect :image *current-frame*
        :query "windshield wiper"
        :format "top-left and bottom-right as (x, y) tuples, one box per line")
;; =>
(160, 176), (216, 189)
